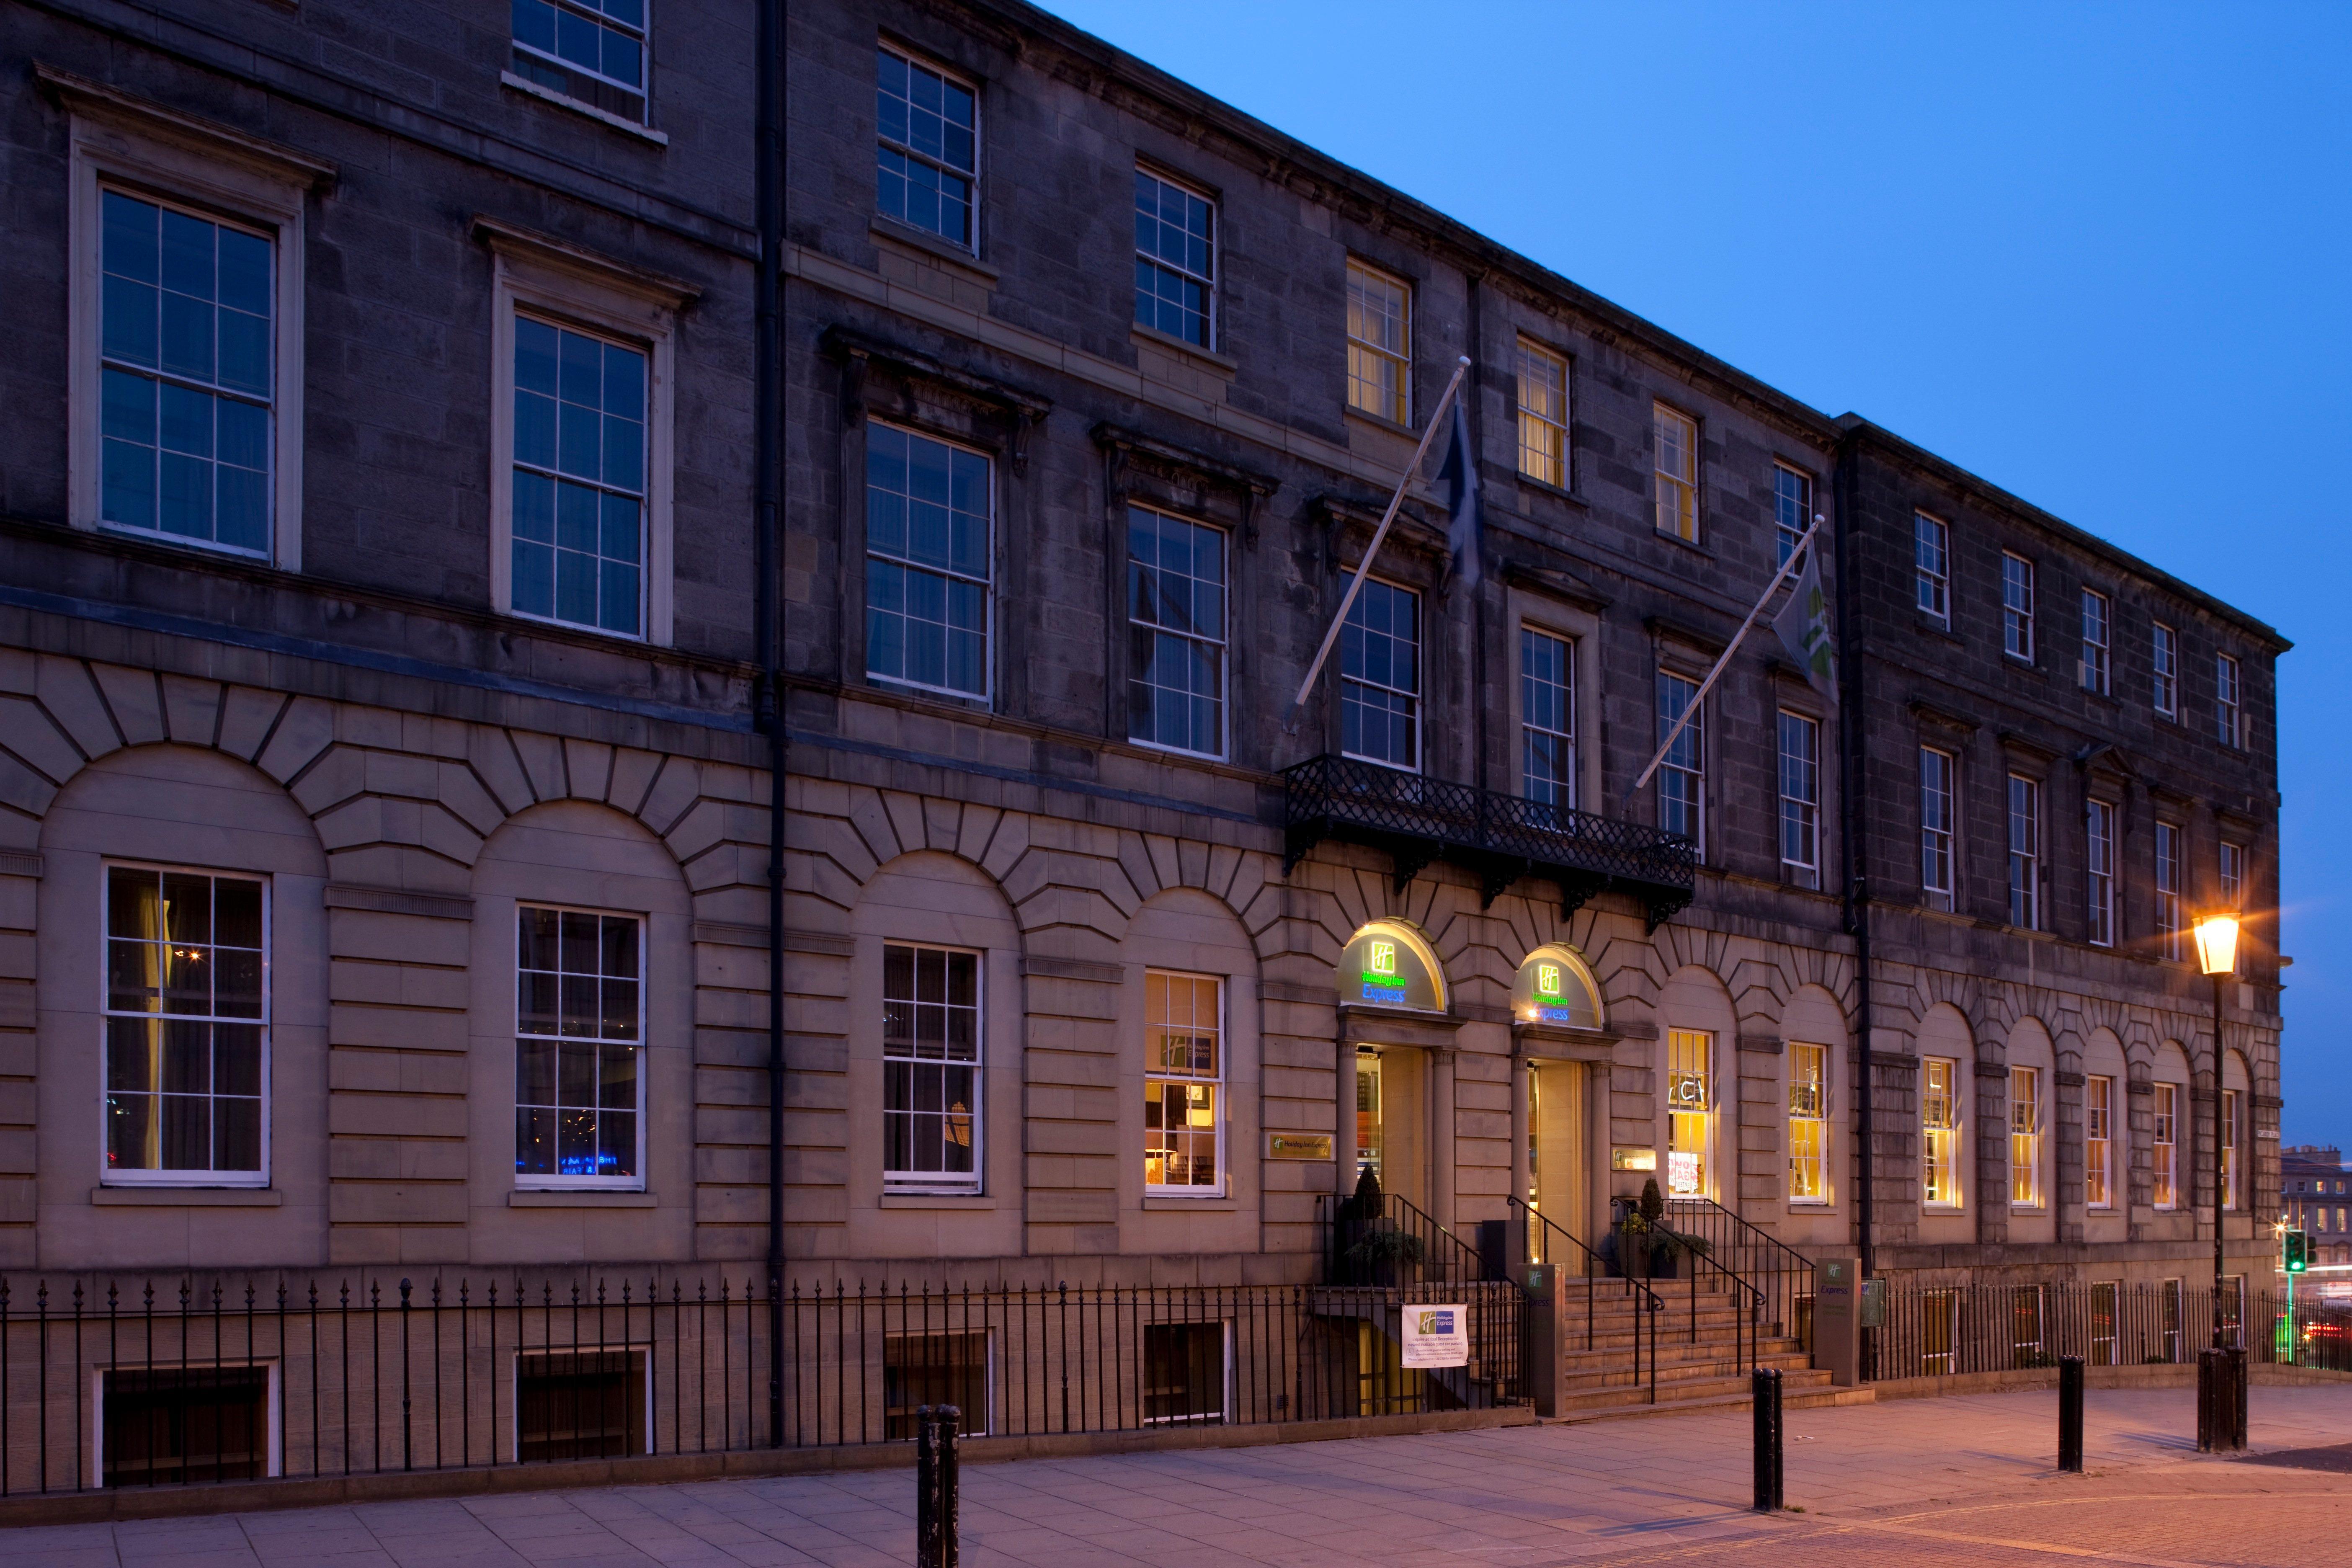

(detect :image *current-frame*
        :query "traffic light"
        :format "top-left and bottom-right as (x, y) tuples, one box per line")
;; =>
(2283, 1229), (2311, 1274)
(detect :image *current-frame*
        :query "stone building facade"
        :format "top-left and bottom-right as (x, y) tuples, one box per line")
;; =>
(0, 0), (2285, 1302)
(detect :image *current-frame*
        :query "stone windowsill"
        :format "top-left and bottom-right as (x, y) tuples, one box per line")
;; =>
(499, 72), (670, 146)
(879, 1191), (990, 1209)
(1344, 405), (1420, 442)
(869, 216), (998, 281)
(92, 1186), (282, 1207)
(509, 1189), (656, 1208)
(1142, 1196), (1235, 1210)
(1131, 322), (1238, 376)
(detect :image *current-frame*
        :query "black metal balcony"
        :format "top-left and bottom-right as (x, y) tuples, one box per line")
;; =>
(1282, 754), (1697, 928)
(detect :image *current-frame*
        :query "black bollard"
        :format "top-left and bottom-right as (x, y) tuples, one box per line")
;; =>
(936, 1404), (961, 1568)
(916, 1405), (940, 1565)
(2057, 1356), (2084, 1472)
(2228, 1346), (2249, 1452)
(2196, 1349), (2219, 1452)
(1751, 1365), (1783, 1511)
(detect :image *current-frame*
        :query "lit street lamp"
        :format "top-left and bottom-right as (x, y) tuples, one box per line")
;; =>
(2192, 910), (2240, 1450)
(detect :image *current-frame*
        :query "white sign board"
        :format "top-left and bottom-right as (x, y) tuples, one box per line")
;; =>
(1667, 1150), (1701, 1195)
(1400, 1304), (1468, 1368)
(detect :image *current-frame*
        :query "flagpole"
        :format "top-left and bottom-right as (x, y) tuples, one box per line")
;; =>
(1627, 513), (1824, 798)
(1281, 356), (1474, 736)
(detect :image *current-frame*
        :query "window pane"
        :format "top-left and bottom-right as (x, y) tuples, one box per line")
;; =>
(103, 869), (268, 1177)
(867, 427), (991, 696)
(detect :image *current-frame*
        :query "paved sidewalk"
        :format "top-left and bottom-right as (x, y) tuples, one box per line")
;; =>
(9, 1385), (2352, 1567)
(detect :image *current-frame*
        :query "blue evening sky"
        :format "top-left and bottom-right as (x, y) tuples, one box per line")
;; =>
(1036, 0), (2351, 1142)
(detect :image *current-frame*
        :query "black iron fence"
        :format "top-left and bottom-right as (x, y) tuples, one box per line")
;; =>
(1869, 1279), (2351, 1380)
(0, 1271), (1525, 1497)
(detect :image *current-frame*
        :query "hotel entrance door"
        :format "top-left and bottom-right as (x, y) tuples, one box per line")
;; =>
(1527, 1060), (1589, 1248)
(1355, 1046), (1426, 1208)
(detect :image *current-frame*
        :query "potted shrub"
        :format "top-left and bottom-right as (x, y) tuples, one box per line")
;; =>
(1344, 1225), (1428, 1288)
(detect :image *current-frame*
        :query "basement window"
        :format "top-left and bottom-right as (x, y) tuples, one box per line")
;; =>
(102, 1365), (271, 1485)
(516, 1349), (646, 1461)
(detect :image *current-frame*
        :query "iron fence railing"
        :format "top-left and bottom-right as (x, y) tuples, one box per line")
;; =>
(1868, 1280), (2351, 1381)
(0, 1271), (1526, 1497)
(1281, 755), (1696, 925)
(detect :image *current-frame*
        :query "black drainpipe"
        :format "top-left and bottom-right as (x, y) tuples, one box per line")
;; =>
(1831, 429), (1874, 1283)
(756, 0), (788, 1447)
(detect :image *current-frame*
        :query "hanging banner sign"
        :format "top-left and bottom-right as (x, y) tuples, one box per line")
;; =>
(1400, 1304), (1469, 1368)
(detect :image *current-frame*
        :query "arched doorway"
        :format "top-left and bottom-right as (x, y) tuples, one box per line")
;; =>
(1336, 920), (1447, 1210)
(1512, 943), (1606, 1253)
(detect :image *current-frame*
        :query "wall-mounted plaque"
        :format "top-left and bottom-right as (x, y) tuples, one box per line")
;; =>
(1267, 1132), (1333, 1161)
(1610, 1147), (1658, 1172)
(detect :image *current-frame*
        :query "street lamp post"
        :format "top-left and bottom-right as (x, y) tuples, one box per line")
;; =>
(2192, 912), (2240, 1450)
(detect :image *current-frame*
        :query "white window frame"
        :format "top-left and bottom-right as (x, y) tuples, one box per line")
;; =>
(1143, 970), (1226, 1198)
(1519, 624), (1576, 816)
(882, 941), (985, 1195)
(874, 44), (980, 253)
(99, 861), (272, 1189)
(2086, 1074), (2114, 1209)
(59, 70), (316, 569)
(2152, 622), (2178, 718)
(507, 0), (653, 130)
(1339, 576), (1421, 773)
(2086, 798), (2115, 947)
(1344, 260), (1411, 425)
(512, 902), (648, 1192)
(2079, 588), (2110, 694)
(2219, 840), (2247, 975)
(2152, 1083), (2179, 1210)
(2010, 1065), (2043, 1210)
(483, 222), (682, 647)
(1656, 670), (1705, 852)
(1923, 1056), (1962, 1210)
(2156, 820), (2184, 961)
(1787, 1042), (1829, 1205)
(1920, 745), (1955, 911)
(1515, 338), (1569, 487)
(2007, 774), (2040, 930)
(2002, 552), (2036, 662)
(1777, 709), (1820, 890)
(1133, 165), (1217, 350)
(1772, 464), (1811, 567)
(2223, 1088), (2241, 1211)
(1914, 512), (1950, 624)
(1125, 506), (1229, 760)
(1653, 403), (1700, 542)
(862, 421), (996, 703)
(2215, 653), (2241, 748)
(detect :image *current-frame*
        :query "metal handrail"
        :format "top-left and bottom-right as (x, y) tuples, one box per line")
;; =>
(1506, 1196), (1661, 1404)
(1665, 1195), (1812, 1336)
(1316, 1191), (1489, 1287)
(1614, 1198), (1764, 1375)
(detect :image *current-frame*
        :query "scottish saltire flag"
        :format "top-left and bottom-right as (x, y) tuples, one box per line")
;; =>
(1436, 395), (1483, 588)
(1774, 541), (1839, 702)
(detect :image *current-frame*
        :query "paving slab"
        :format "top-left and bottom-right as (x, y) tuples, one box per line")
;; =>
(10, 1385), (2352, 1566)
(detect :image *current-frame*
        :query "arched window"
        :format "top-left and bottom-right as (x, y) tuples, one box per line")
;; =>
(1337, 920), (1445, 1012)
(1511, 943), (1602, 1030)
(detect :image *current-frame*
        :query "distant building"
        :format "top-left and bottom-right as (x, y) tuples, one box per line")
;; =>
(2283, 1145), (2349, 1269)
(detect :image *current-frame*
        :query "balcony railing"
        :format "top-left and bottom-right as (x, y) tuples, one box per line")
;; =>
(1283, 755), (1697, 927)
